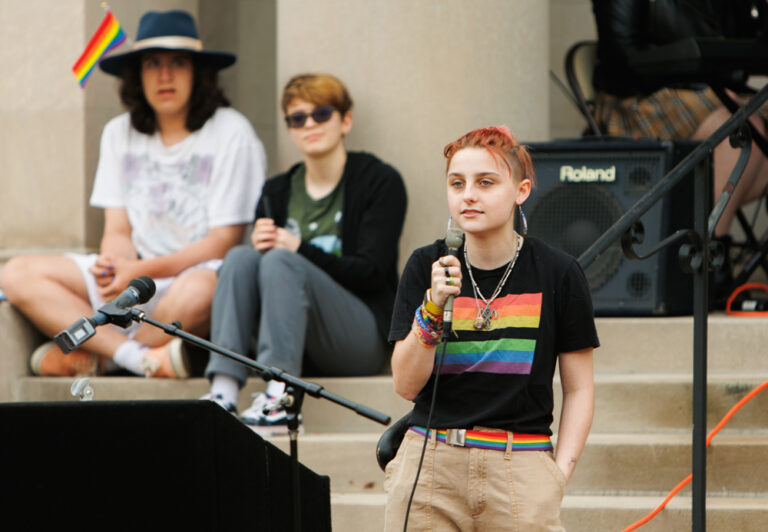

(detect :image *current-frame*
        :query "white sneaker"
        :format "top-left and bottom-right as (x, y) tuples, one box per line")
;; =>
(241, 392), (303, 436)
(200, 393), (238, 415)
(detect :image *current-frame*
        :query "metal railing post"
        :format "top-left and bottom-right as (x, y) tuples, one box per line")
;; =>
(691, 157), (711, 531)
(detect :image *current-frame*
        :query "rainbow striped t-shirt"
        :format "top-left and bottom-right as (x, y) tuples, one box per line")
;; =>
(389, 237), (599, 435)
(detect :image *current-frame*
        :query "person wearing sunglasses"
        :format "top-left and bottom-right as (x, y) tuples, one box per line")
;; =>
(201, 73), (408, 435)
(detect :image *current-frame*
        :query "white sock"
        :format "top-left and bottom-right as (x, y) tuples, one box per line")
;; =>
(210, 374), (239, 405)
(266, 380), (286, 399)
(113, 340), (148, 376)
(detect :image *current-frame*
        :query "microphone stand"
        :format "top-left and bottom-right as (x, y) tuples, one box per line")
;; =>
(128, 308), (391, 532)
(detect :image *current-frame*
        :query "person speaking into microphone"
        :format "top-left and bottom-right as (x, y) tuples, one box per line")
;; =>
(0, 11), (265, 378)
(386, 126), (599, 531)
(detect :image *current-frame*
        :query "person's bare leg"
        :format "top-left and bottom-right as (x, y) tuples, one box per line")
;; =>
(692, 109), (768, 237)
(133, 268), (217, 347)
(0, 255), (128, 358)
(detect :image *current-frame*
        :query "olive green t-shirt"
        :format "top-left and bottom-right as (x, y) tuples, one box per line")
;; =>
(286, 164), (344, 256)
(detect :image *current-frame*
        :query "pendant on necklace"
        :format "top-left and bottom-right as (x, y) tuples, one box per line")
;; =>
(474, 307), (496, 331)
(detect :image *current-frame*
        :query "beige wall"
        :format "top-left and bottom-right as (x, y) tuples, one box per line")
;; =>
(549, 0), (597, 139)
(0, 1), (87, 252)
(1, 0), (588, 262)
(0, 0), (199, 256)
(276, 0), (549, 258)
(200, 0), (278, 175)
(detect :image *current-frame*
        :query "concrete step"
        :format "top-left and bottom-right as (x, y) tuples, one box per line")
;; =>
(13, 376), (412, 434)
(4, 312), (767, 384)
(588, 373), (768, 432)
(266, 431), (768, 496)
(330, 493), (768, 532)
(595, 314), (768, 373)
(575, 432), (768, 495)
(14, 372), (768, 433)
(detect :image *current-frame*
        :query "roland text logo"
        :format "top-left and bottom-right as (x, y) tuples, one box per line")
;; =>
(559, 165), (616, 183)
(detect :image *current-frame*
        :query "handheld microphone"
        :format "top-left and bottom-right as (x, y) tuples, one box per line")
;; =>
(54, 276), (156, 353)
(442, 224), (465, 336)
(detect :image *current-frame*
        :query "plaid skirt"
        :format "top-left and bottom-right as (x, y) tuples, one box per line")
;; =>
(593, 87), (768, 140)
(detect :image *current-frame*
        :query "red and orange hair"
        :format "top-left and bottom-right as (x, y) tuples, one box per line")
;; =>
(443, 126), (535, 186)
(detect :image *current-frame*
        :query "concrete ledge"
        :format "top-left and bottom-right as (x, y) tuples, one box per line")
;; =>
(330, 493), (768, 532)
(596, 314), (768, 372)
(268, 431), (768, 496)
(0, 302), (43, 403)
(13, 373), (768, 433)
(562, 495), (768, 532)
(12, 376), (412, 434)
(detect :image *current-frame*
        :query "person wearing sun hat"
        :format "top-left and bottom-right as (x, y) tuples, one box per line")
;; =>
(99, 9), (236, 76)
(0, 10), (266, 379)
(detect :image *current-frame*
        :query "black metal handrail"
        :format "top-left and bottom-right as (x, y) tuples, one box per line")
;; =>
(577, 82), (768, 531)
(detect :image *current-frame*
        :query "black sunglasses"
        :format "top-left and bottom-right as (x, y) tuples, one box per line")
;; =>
(284, 106), (336, 128)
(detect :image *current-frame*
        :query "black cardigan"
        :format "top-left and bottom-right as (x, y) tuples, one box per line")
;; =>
(255, 151), (408, 341)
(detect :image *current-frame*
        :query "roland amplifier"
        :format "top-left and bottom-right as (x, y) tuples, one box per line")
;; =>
(523, 138), (707, 316)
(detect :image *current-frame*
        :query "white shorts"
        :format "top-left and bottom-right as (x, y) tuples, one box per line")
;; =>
(65, 253), (221, 338)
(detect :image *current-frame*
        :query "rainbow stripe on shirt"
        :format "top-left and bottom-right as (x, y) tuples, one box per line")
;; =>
(453, 292), (542, 331)
(439, 293), (542, 375)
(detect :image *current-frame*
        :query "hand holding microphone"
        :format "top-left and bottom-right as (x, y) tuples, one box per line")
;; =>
(439, 225), (464, 335)
(428, 222), (464, 338)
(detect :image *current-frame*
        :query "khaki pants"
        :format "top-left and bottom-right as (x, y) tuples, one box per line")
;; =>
(384, 429), (566, 531)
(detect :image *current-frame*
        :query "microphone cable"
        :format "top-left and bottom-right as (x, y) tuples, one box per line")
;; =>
(402, 338), (449, 532)
(403, 221), (462, 531)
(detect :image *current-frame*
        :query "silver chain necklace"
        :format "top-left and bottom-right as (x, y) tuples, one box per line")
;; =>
(463, 233), (522, 331)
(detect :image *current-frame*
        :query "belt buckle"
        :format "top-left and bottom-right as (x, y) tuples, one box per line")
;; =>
(445, 428), (467, 447)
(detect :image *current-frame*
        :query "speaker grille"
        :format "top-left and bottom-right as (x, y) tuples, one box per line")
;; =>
(626, 271), (651, 298)
(527, 182), (624, 291)
(523, 139), (700, 316)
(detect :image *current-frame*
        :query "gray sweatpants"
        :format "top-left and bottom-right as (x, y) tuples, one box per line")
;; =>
(204, 245), (387, 387)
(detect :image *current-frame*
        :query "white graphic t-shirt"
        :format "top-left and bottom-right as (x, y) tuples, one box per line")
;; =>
(90, 108), (266, 258)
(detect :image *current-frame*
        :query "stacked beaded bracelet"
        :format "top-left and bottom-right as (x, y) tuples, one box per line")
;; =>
(412, 291), (444, 347)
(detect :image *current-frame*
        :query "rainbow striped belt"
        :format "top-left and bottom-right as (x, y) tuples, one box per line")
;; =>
(410, 426), (553, 452)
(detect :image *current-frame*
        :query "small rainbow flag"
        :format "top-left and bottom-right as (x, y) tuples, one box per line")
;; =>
(72, 10), (126, 87)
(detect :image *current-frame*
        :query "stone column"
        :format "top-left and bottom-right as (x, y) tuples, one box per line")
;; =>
(0, 0), (198, 259)
(0, 0), (89, 255)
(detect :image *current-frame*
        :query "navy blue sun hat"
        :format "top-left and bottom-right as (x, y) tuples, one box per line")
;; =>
(99, 10), (236, 76)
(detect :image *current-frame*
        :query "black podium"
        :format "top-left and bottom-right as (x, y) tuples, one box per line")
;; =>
(0, 400), (331, 531)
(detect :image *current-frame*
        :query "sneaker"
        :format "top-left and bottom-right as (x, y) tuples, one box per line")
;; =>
(140, 338), (190, 378)
(200, 393), (238, 415)
(241, 392), (303, 436)
(30, 341), (103, 376)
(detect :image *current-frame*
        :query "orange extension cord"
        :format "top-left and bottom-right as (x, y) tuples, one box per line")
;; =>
(621, 379), (768, 531)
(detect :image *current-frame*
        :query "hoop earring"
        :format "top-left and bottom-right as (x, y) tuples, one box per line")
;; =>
(518, 204), (528, 235)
